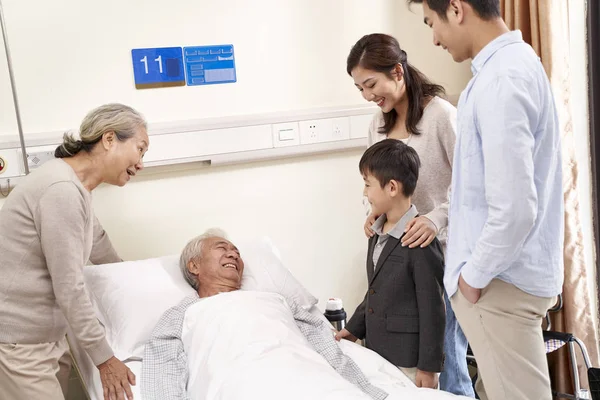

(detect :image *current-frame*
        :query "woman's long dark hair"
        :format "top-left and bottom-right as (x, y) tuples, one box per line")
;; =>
(347, 33), (445, 135)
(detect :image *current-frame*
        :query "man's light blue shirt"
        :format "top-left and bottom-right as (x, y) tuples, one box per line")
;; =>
(445, 30), (564, 298)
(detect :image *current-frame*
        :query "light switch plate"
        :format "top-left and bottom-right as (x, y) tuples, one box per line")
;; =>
(272, 122), (300, 148)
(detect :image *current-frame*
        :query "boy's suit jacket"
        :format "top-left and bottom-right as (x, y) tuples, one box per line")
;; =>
(345, 233), (446, 372)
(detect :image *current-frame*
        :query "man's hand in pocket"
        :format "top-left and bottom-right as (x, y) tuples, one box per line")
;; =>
(459, 274), (482, 304)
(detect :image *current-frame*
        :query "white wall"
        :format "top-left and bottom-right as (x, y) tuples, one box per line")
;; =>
(0, 0), (470, 136)
(0, 0), (472, 313)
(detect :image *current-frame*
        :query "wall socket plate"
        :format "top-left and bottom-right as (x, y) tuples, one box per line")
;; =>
(299, 117), (351, 145)
(272, 122), (300, 148)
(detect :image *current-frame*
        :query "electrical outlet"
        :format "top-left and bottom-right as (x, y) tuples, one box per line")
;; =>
(300, 117), (351, 144)
(300, 120), (329, 144)
(330, 117), (350, 141)
(308, 124), (318, 141)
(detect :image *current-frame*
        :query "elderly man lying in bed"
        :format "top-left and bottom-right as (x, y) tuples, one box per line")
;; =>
(140, 229), (388, 400)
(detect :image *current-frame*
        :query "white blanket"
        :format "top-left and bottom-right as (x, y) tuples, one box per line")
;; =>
(182, 291), (469, 400)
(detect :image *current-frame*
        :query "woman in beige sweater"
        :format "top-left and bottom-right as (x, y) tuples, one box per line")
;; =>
(0, 103), (149, 400)
(344, 34), (475, 397)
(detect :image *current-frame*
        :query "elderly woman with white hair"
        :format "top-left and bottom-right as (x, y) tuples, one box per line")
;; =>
(0, 103), (150, 400)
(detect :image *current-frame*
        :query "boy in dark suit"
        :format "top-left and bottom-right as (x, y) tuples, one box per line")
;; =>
(336, 139), (445, 389)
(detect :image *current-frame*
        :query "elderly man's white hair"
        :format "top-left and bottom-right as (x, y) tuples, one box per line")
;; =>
(180, 228), (229, 290)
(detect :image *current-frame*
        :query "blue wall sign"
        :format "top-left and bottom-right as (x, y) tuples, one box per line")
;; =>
(183, 45), (237, 86)
(131, 47), (185, 89)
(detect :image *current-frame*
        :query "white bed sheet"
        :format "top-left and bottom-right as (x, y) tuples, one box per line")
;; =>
(70, 303), (466, 400)
(181, 291), (468, 400)
(69, 304), (335, 400)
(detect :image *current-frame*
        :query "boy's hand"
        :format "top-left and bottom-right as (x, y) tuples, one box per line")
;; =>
(402, 216), (437, 248)
(334, 328), (358, 343)
(415, 369), (438, 389)
(364, 212), (379, 238)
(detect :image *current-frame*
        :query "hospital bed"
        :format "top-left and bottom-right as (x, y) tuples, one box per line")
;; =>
(69, 236), (469, 400)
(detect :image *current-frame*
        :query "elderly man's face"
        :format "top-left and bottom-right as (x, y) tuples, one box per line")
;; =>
(189, 237), (244, 289)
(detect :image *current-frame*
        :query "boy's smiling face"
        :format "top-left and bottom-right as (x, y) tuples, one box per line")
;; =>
(363, 172), (400, 216)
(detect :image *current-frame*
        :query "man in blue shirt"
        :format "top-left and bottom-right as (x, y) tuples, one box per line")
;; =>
(407, 1), (563, 399)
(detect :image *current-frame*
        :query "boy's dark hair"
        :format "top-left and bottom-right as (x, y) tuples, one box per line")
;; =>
(407, 0), (500, 21)
(347, 33), (445, 136)
(359, 139), (421, 197)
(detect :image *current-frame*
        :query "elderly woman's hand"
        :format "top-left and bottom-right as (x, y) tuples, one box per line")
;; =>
(98, 356), (136, 400)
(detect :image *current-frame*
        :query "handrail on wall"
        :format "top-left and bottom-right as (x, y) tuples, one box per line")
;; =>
(0, 0), (29, 175)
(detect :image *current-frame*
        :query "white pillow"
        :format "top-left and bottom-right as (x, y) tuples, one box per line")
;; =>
(83, 236), (318, 361)
(239, 236), (317, 310)
(85, 255), (194, 360)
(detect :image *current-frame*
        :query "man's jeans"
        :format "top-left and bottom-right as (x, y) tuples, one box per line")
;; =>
(439, 291), (475, 397)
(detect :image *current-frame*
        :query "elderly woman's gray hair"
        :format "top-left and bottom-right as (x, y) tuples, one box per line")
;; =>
(55, 103), (147, 158)
(179, 228), (229, 290)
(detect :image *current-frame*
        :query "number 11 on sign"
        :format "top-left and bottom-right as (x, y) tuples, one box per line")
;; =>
(131, 47), (185, 89)
(139, 55), (164, 74)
